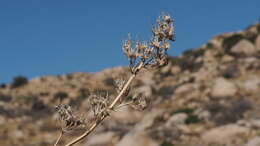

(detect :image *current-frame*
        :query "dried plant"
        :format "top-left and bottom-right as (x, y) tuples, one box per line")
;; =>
(54, 104), (85, 146)
(54, 12), (175, 146)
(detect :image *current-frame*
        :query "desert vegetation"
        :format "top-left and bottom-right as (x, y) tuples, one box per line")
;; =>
(54, 13), (175, 146)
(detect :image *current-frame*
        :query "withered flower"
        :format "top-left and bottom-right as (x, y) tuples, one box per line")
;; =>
(55, 104), (85, 132)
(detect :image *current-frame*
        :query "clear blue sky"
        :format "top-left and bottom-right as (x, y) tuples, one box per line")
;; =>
(0, 0), (259, 83)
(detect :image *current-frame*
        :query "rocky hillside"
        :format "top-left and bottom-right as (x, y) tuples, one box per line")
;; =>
(0, 23), (260, 146)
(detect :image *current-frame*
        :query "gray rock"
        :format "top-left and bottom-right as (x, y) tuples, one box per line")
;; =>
(111, 107), (143, 124)
(245, 137), (260, 146)
(255, 35), (260, 51)
(243, 76), (260, 92)
(85, 132), (117, 146)
(115, 131), (159, 146)
(211, 78), (237, 98)
(222, 55), (235, 63)
(202, 124), (250, 145)
(231, 39), (257, 56)
(174, 83), (195, 95)
(171, 66), (181, 75)
(165, 113), (188, 127)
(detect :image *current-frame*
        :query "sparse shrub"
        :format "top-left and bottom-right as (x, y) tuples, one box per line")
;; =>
(0, 83), (6, 88)
(183, 48), (205, 58)
(54, 91), (69, 101)
(257, 24), (260, 33)
(158, 85), (176, 98)
(172, 108), (201, 124)
(185, 115), (201, 124)
(66, 73), (74, 80)
(244, 32), (257, 43)
(32, 99), (47, 111)
(11, 76), (28, 88)
(172, 108), (194, 115)
(205, 42), (215, 49)
(103, 77), (114, 86)
(222, 34), (244, 53)
(0, 106), (16, 118)
(161, 141), (174, 146)
(0, 93), (12, 102)
(221, 63), (240, 78)
(39, 92), (49, 96)
(169, 48), (204, 72)
(215, 50), (225, 58)
(78, 88), (90, 97)
(207, 99), (251, 125)
(69, 88), (90, 106)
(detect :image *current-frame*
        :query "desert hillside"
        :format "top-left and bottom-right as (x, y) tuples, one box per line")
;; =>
(0, 23), (260, 146)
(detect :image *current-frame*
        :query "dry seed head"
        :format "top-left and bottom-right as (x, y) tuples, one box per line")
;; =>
(55, 104), (85, 132)
(89, 93), (110, 119)
(130, 95), (148, 110)
(123, 13), (175, 72)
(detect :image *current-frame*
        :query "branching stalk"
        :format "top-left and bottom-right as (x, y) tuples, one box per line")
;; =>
(65, 63), (143, 146)
(54, 131), (64, 146)
(55, 13), (175, 146)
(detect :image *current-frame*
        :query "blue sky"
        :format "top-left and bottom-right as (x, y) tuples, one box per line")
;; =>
(0, 0), (259, 83)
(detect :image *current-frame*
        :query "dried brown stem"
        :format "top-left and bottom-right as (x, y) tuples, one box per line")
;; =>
(65, 62), (143, 146)
(54, 131), (64, 146)
(57, 13), (174, 146)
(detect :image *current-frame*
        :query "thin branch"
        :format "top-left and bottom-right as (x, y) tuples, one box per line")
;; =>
(109, 62), (143, 109)
(54, 131), (64, 146)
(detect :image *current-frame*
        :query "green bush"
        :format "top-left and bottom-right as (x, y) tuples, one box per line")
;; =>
(207, 99), (251, 125)
(222, 34), (244, 52)
(11, 76), (28, 88)
(172, 108), (194, 115)
(172, 108), (201, 124)
(54, 91), (68, 101)
(69, 88), (90, 106)
(161, 141), (174, 146)
(257, 24), (260, 33)
(0, 93), (12, 102)
(103, 77), (114, 86)
(185, 115), (201, 124)
(221, 63), (240, 79)
(0, 83), (6, 88)
(169, 49), (204, 72)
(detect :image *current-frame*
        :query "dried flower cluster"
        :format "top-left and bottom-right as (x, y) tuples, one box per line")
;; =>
(123, 13), (175, 73)
(54, 13), (175, 146)
(130, 94), (149, 110)
(55, 104), (85, 132)
(89, 93), (110, 121)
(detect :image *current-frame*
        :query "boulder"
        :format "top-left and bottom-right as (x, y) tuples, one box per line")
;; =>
(211, 78), (237, 98)
(255, 35), (260, 51)
(201, 124), (250, 145)
(231, 39), (257, 56)
(111, 107), (143, 124)
(245, 137), (260, 146)
(85, 132), (117, 146)
(222, 55), (235, 63)
(165, 113), (188, 127)
(115, 131), (159, 146)
(174, 83), (195, 95)
(243, 76), (260, 92)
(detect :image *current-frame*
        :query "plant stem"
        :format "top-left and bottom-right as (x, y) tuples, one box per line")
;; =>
(54, 131), (63, 146)
(64, 62), (144, 146)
